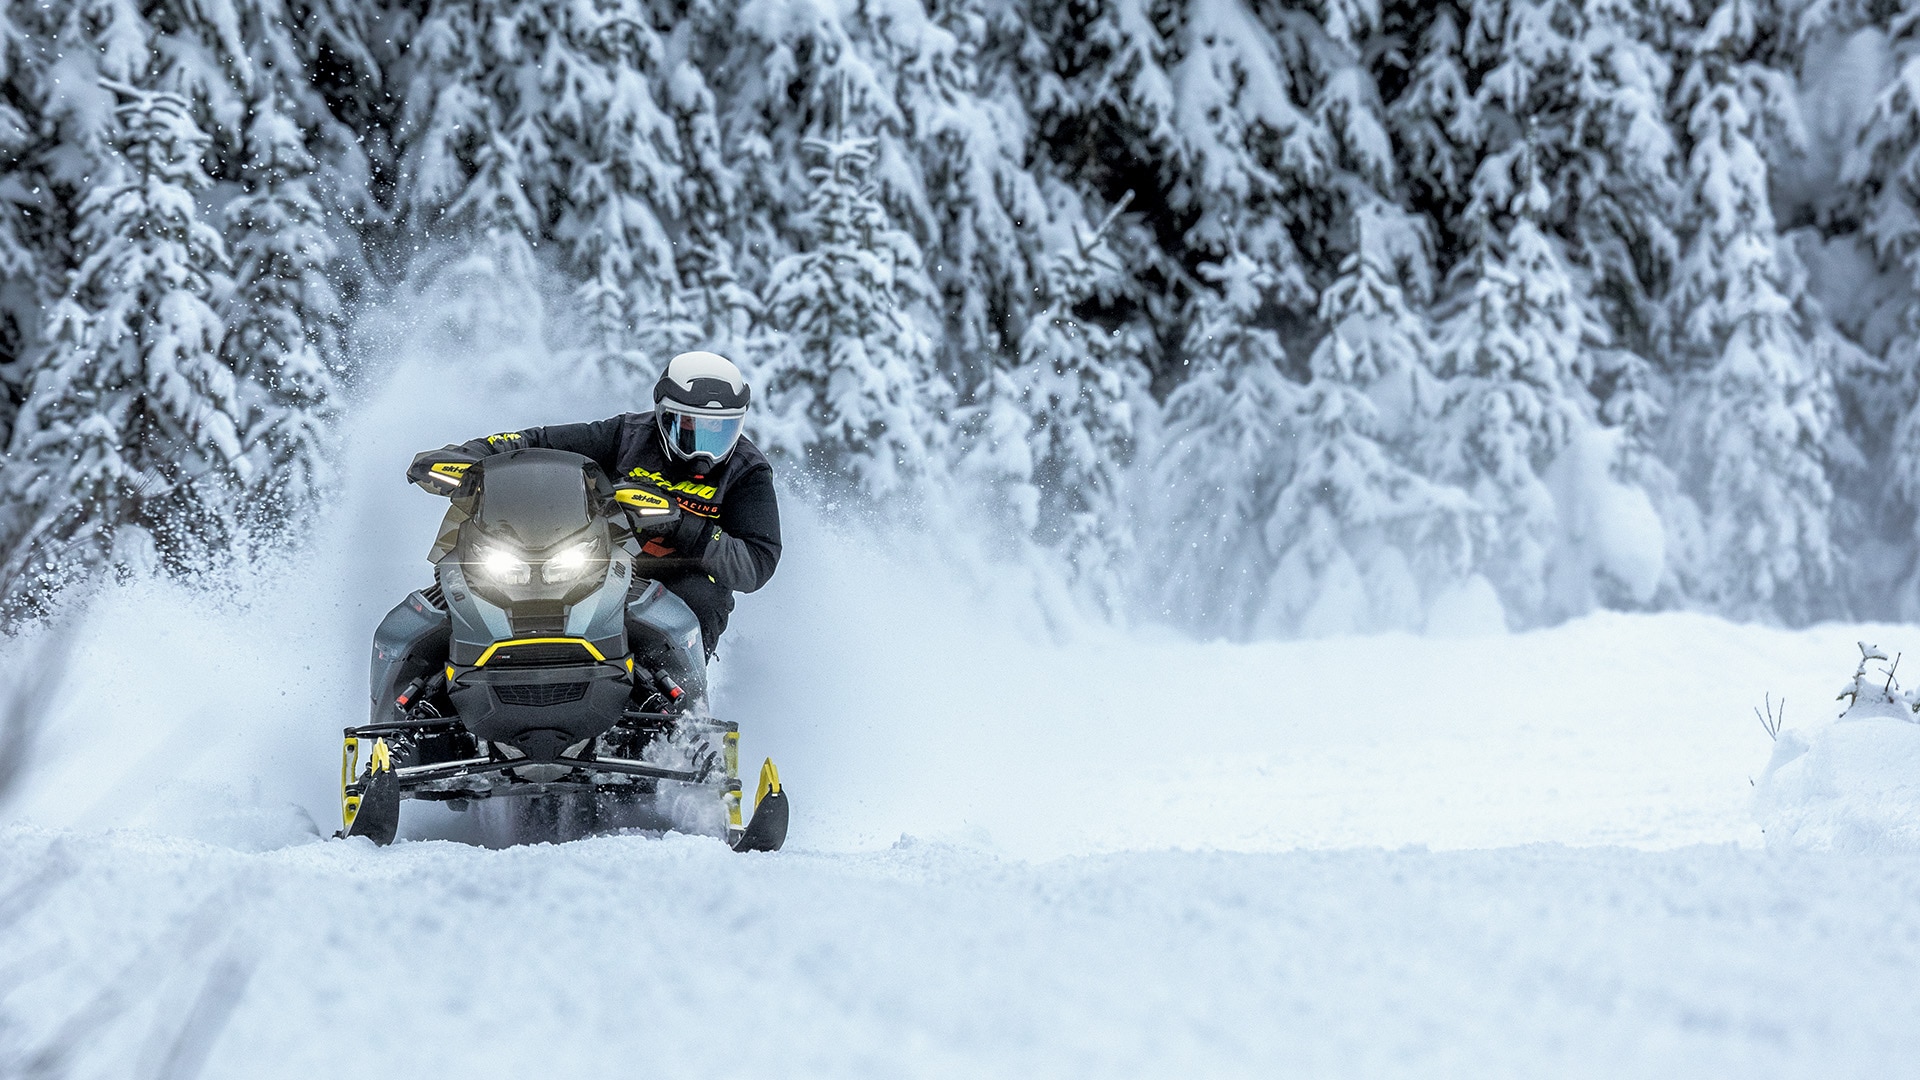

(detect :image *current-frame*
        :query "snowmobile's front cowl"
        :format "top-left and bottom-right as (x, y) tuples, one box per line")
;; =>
(437, 450), (635, 759)
(451, 448), (609, 604)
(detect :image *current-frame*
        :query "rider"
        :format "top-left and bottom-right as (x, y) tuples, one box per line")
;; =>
(429, 351), (780, 656)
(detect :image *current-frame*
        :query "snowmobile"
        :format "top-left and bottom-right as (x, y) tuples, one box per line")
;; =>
(336, 445), (788, 851)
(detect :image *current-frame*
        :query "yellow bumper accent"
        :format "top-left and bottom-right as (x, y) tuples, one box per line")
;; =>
(473, 637), (607, 667)
(341, 736), (360, 830)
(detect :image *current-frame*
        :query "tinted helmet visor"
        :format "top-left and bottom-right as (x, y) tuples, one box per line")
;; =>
(658, 408), (744, 464)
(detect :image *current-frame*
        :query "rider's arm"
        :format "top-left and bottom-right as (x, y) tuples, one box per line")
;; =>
(704, 464), (781, 593)
(459, 416), (627, 476)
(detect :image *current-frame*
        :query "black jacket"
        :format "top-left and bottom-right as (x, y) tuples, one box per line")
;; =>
(461, 412), (781, 593)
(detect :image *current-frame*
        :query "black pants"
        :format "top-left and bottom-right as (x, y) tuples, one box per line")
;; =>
(658, 573), (734, 658)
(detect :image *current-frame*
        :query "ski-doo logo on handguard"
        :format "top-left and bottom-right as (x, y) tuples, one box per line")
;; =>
(615, 488), (673, 511)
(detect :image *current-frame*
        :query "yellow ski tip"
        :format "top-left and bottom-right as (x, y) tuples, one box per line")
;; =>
(755, 758), (782, 807)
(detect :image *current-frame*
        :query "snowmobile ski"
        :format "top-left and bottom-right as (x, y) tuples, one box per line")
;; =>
(340, 736), (401, 846)
(731, 758), (788, 853)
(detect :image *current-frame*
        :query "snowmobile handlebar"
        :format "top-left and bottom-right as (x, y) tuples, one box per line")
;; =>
(407, 450), (681, 531)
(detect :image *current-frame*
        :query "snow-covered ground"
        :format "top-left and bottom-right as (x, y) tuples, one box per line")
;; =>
(5, 365), (1920, 1077)
(8, 829), (1920, 1078)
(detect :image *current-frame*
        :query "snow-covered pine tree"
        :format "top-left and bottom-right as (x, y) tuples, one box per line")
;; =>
(1383, 1), (1479, 239)
(1008, 201), (1151, 612)
(395, 0), (548, 354)
(860, 0), (1045, 393)
(0, 4), (40, 453)
(956, 362), (1041, 534)
(1153, 253), (1304, 637)
(1841, 8), (1920, 614)
(1163, 0), (1322, 313)
(282, 0), (393, 290)
(1025, 0), (1182, 391)
(1461, 0), (1682, 352)
(222, 101), (342, 535)
(535, 0), (688, 386)
(760, 99), (949, 494)
(1138, 0), (1350, 635)
(712, 0), (896, 298)
(1428, 138), (1600, 623)
(1445, 0), (1697, 615)
(1266, 200), (1474, 635)
(1669, 6), (1840, 623)
(1029, 0), (1177, 206)
(659, 32), (757, 356)
(1843, 9), (1920, 307)
(0, 85), (243, 617)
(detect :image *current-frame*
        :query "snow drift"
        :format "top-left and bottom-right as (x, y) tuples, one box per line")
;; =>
(1754, 643), (1920, 854)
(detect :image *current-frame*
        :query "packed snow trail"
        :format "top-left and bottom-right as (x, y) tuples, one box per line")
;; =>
(7, 829), (1920, 1078)
(5, 362), (1920, 1075)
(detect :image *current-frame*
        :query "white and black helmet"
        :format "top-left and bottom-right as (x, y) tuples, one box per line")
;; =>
(654, 351), (750, 471)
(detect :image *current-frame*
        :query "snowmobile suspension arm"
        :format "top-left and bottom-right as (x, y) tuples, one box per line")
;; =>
(346, 717), (462, 738)
(389, 752), (711, 787)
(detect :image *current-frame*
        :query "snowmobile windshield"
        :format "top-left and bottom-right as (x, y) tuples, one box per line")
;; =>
(469, 450), (597, 553)
(656, 407), (744, 465)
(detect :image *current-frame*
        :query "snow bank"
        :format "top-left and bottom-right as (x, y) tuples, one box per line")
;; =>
(1754, 720), (1920, 853)
(1754, 644), (1920, 853)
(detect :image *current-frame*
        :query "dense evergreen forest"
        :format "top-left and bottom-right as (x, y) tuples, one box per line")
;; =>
(1, 0), (1917, 636)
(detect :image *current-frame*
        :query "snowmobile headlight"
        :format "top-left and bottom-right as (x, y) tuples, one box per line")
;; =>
(478, 547), (531, 585)
(542, 540), (600, 584)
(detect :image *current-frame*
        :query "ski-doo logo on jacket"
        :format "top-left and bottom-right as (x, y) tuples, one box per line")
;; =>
(624, 466), (719, 504)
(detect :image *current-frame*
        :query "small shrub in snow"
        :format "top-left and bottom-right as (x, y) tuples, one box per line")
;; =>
(1835, 642), (1917, 722)
(1753, 641), (1920, 853)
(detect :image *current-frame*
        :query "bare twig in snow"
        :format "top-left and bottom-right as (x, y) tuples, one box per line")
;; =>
(1756, 694), (1786, 742)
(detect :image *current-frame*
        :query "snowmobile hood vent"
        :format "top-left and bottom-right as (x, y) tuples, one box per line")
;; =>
(471, 450), (597, 552)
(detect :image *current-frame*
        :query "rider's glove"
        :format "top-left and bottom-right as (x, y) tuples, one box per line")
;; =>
(666, 513), (721, 559)
(641, 511), (720, 559)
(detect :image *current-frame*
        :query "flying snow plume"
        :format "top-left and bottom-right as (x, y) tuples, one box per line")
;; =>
(0, 628), (73, 809)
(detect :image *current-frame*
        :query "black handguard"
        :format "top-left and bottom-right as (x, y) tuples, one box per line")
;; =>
(406, 445), (482, 493)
